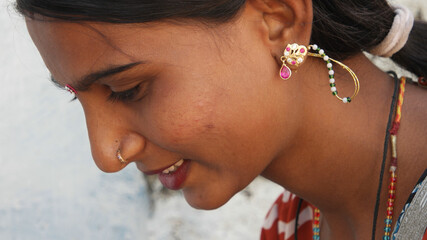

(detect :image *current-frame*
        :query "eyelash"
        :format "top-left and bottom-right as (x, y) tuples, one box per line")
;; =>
(61, 83), (146, 103)
(107, 84), (142, 103)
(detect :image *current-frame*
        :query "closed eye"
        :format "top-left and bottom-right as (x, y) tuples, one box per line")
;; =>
(107, 84), (142, 103)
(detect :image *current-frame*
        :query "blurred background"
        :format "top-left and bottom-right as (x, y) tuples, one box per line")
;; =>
(0, 0), (425, 239)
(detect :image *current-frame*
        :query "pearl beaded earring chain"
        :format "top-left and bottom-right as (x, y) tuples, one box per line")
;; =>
(280, 43), (360, 103)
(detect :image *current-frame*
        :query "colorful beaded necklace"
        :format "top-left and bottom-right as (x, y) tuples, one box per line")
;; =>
(383, 76), (406, 240)
(295, 74), (407, 240)
(312, 208), (320, 240)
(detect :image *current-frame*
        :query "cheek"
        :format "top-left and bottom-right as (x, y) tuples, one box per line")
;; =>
(139, 39), (281, 158)
(165, 102), (218, 144)
(146, 85), (224, 148)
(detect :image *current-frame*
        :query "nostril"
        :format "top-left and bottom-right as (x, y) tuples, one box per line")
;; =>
(118, 132), (146, 161)
(91, 146), (128, 173)
(90, 132), (145, 173)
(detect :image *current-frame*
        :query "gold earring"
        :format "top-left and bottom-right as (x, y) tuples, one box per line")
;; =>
(279, 43), (308, 80)
(279, 43), (360, 103)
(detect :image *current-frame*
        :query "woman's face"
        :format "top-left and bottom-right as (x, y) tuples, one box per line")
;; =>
(25, 6), (298, 209)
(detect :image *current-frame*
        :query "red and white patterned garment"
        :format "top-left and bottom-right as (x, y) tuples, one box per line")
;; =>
(261, 187), (427, 240)
(260, 191), (315, 240)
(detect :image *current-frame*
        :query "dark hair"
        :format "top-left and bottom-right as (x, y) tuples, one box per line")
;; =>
(16, 0), (427, 78)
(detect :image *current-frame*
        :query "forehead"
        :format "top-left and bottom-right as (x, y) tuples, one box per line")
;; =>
(25, 18), (222, 85)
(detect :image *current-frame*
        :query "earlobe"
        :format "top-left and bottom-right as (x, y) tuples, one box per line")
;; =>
(249, 0), (313, 55)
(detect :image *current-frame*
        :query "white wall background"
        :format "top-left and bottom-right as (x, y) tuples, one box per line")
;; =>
(0, 0), (425, 240)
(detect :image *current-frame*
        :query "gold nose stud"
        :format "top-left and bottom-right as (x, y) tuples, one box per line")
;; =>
(116, 149), (127, 164)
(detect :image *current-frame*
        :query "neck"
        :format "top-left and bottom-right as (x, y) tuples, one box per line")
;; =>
(262, 52), (427, 239)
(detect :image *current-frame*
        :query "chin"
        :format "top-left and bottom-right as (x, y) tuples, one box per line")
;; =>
(182, 187), (233, 210)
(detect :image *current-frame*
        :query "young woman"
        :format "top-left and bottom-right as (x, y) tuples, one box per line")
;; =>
(16, 0), (427, 239)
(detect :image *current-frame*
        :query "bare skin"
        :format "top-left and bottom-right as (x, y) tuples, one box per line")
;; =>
(25, 0), (427, 239)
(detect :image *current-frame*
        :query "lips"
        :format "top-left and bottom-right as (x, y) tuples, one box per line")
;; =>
(158, 159), (190, 190)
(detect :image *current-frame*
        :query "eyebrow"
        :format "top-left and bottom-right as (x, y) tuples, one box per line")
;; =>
(50, 61), (144, 91)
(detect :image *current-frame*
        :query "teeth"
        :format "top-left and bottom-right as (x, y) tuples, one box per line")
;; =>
(168, 165), (176, 172)
(162, 159), (184, 174)
(175, 159), (184, 167)
(161, 166), (175, 174)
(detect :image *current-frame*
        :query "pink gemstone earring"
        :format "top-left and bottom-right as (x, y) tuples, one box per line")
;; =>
(279, 43), (308, 80)
(279, 43), (360, 103)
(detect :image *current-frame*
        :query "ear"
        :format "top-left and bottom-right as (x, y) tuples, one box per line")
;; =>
(247, 0), (313, 62)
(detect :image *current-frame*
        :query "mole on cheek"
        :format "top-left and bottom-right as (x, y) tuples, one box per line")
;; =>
(205, 124), (215, 129)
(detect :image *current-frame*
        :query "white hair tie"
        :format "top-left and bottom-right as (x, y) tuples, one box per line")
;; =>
(369, 4), (414, 57)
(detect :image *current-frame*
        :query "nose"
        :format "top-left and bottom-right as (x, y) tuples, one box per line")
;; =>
(92, 131), (146, 173)
(79, 88), (146, 173)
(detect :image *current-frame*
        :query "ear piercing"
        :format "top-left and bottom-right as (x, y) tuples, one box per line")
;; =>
(279, 43), (308, 80)
(280, 43), (360, 103)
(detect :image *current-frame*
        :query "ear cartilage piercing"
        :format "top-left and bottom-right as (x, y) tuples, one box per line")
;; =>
(117, 149), (127, 164)
(280, 43), (360, 103)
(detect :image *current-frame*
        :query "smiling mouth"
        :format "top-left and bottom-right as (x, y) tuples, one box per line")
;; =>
(158, 159), (191, 190)
(143, 159), (187, 175)
(161, 159), (184, 174)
